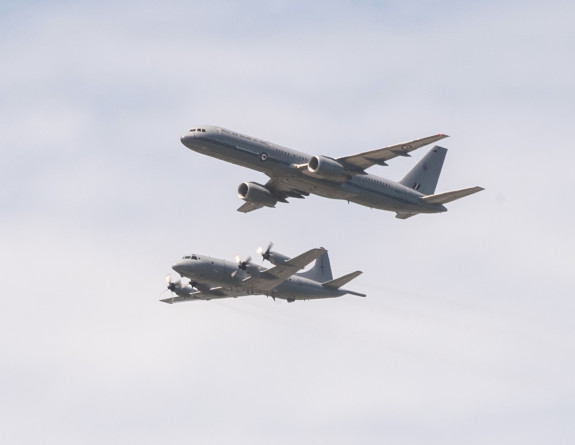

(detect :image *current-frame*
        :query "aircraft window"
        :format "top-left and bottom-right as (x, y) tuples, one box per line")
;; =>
(201, 129), (206, 132)
(191, 255), (198, 260)
(190, 129), (196, 132)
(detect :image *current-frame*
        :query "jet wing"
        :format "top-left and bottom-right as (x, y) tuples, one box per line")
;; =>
(336, 134), (449, 172)
(242, 247), (326, 290)
(265, 177), (310, 200)
(237, 177), (310, 213)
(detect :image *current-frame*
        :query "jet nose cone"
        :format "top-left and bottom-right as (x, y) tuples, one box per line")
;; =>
(180, 132), (192, 146)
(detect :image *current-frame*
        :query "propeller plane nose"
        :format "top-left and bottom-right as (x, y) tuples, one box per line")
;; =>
(172, 261), (186, 275)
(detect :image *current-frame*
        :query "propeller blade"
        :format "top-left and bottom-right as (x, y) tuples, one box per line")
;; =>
(258, 242), (273, 262)
(232, 255), (252, 277)
(166, 274), (181, 292)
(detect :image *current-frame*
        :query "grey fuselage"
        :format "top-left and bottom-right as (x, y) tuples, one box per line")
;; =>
(172, 255), (351, 301)
(180, 125), (446, 214)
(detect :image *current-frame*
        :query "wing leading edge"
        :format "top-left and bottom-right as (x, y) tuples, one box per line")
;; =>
(337, 134), (449, 172)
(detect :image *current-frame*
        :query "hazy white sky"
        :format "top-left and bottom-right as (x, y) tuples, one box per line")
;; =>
(1, 1), (574, 444)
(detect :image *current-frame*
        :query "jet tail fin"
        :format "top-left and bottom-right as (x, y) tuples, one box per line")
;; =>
(323, 271), (366, 297)
(298, 250), (333, 282)
(421, 186), (484, 205)
(399, 146), (447, 195)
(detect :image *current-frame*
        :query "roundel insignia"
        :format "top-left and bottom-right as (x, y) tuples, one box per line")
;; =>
(260, 153), (268, 161)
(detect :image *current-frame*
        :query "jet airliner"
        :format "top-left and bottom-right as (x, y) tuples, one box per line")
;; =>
(180, 125), (483, 219)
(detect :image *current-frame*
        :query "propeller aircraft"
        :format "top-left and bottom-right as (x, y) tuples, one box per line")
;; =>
(161, 243), (365, 304)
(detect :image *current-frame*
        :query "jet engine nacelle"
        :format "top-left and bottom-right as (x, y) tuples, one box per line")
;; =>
(238, 182), (277, 208)
(307, 156), (350, 182)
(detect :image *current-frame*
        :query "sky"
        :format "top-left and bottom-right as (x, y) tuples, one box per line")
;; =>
(1, 0), (574, 443)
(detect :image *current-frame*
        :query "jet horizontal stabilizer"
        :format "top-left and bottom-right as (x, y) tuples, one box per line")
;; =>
(421, 186), (484, 205)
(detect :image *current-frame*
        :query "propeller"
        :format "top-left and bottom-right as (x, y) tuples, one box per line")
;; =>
(166, 274), (181, 292)
(232, 254), (252, 278)
(257, 242), (273, 263)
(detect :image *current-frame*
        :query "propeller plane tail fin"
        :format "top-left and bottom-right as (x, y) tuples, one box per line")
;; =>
(298, 250), (333, 282)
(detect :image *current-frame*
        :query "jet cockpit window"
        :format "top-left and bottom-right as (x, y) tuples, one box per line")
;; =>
(189, 128), (206, 132)
(182, 255), (199, 260)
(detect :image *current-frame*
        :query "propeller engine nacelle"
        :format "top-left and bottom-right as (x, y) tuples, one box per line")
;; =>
(257, 242), (290, 266)
(307, 156), (350, 182)
(166, 274), (194, 296)
(238, 182), (278, 208)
